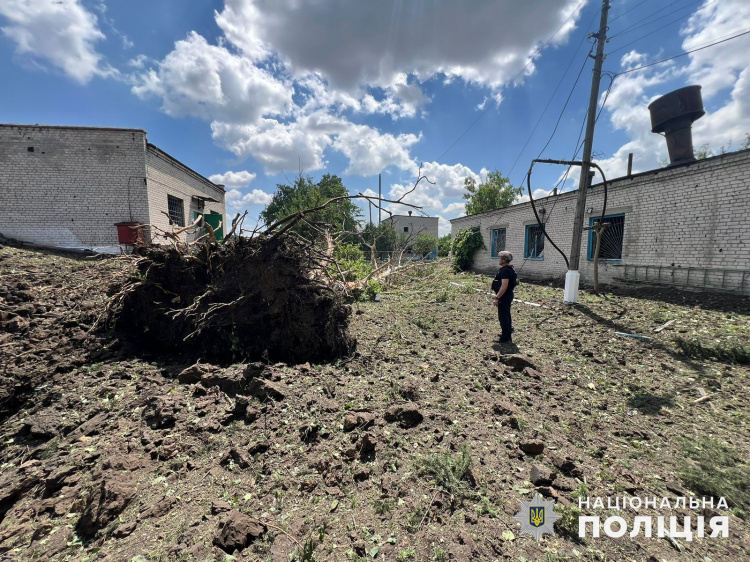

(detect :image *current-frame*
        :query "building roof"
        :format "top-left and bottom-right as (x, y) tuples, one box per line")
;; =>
(387, 214), (438, 219)
(450, 147), (750, 223)
(0, 123), (147, 134)
(147, 143), (224, 194)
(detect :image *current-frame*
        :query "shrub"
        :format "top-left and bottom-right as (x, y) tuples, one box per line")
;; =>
(416, 446), (476, 498)
(413, 233), (439, 258)
(450, 226), (484, 272)
(362, 279), (382, 301)
(437, 234), (452, 257)
(334, 243), (372, 282)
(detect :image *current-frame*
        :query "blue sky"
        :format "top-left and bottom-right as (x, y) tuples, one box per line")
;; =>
(2, 0), (749, 235)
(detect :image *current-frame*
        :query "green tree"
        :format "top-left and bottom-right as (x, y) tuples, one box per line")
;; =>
(437, 234), (452, 257)
(694, 143), (714, 160)
(412, 233), (439, 258)
(261, 174), (361, 239)
(463, 170), (521, 215)
(359, 222), (397, 254)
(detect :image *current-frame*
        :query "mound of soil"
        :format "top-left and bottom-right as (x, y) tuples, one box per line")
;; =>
(115, 236), (355, 364)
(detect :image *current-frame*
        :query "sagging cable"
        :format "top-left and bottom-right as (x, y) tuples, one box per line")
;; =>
(526, 158), (610, 270)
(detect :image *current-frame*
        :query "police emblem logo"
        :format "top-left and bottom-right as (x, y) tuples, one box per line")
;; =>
(530, 506), (544, 527)
(513, 492), (561, 541)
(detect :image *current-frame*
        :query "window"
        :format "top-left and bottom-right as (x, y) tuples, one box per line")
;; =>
(490, 228), (506, 257)
(524, 224), (545, 259)
(588, 214), (625, 260)
(167, 195), (185, 227)
(404, 226), (409, 232)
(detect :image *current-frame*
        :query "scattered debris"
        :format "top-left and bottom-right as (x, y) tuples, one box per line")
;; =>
(654, 319), (676, 333)
(615, 331), (651, 340)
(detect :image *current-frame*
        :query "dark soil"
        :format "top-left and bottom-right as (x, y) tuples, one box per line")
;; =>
(116, 237), (355, 364)
(1, 243), (749, 561)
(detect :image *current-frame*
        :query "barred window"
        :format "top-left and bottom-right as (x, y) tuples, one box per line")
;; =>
(588, 214), (625, 260)
(490, 228), (506, 257)
(167, 195), (185, 227)
(524, 224), (545, 259)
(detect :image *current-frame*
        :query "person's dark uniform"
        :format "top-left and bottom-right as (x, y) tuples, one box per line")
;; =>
(492, 264), (517, 342)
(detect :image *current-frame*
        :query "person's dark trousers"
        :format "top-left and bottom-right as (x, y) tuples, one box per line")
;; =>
(498, 296), (513, 342)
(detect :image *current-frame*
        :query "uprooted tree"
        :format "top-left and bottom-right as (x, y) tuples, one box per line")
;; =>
(110, 169), (432, 365)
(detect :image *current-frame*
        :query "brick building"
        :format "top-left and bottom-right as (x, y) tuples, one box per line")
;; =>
(386, 213), (439, 258)
(450, 148), (750, 293)
(0, 124), (225, 250)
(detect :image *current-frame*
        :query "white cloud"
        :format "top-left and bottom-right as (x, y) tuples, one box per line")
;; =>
(442, 202), (466, 215)
(516, 188), (554, 204)
(382, 160), (486, 217)
(682, 0), (750, 98)
(360, 74), (430, 119)
(436, 215), (453, 237)
(214, 0), (585, 95)
(332, 126), (419, 176)
(127, 1), (593, 182)
(211, 112), (421, 176)
(226, 188), (273, 209)
(209, 170), (257, 188)
(131, 31), (293, 123)
(210, 117), (333, 174)
(595, 0), (750, 180)
(419, 162), (484, 198)
(0, 0), (113, 83)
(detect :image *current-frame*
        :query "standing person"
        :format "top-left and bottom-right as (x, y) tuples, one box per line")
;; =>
(492, 251), (517, 343)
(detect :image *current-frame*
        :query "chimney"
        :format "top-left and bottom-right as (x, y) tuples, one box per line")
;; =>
(648, 85), (705, 166)
(408, 210), (412, 216)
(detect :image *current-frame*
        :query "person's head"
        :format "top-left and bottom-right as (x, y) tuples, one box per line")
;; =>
(498, 251), (513, 265)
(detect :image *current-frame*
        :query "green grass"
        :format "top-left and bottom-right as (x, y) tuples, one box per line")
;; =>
(675, 337), (750, 364)
(416, 446), (476, 498)
(679, 437), (750, 512)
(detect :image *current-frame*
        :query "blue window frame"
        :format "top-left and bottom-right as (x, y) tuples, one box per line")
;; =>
(587, 213), (625, 260)
(490, 228), (506, 257)
(524, 224), (545, 259)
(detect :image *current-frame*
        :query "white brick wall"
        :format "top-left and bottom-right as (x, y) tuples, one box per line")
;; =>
(0, 124), (226, 249)
(0, 124), (149, 248)
(451, 149), (750, 291)
(145, 145), (226, 243)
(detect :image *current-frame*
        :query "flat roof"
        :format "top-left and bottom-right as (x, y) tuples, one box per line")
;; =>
(450, 147), (750, 222)
(0, 123), (147, 134)
(147, 143), (224, 194)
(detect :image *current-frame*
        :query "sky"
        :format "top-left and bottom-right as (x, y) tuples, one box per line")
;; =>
(1, 0), (749, 235)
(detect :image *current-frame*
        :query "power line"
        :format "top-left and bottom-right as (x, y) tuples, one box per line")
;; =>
(608, 11), (699, 55)
(612, 28), (750, 76)
(434, 0), (588, 162)
(506, 5), (603, 179)
(507, 45), (593, 180)
(609, 0), (707, 39)
(608, 0), (650, 24)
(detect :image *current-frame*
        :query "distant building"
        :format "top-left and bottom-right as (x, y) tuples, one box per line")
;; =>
(0, 124), (226, 250)
(386, 212), (439, 258)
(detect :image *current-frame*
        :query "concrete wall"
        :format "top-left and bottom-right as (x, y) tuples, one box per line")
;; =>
(388, 215), (439, 241)
(145, 145), (225, 243)
(451, 149), (750, 290)
(0, 124), (149, 248)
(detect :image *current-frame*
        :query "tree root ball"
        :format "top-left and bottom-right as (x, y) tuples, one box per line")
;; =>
(114, 236), (356, 364)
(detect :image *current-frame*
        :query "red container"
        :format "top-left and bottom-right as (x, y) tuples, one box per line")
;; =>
(115, 222), (145, 244)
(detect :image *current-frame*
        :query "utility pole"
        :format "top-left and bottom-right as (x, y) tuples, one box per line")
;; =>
(564, 0), (610, 304)
(378, 174), (382, 225)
